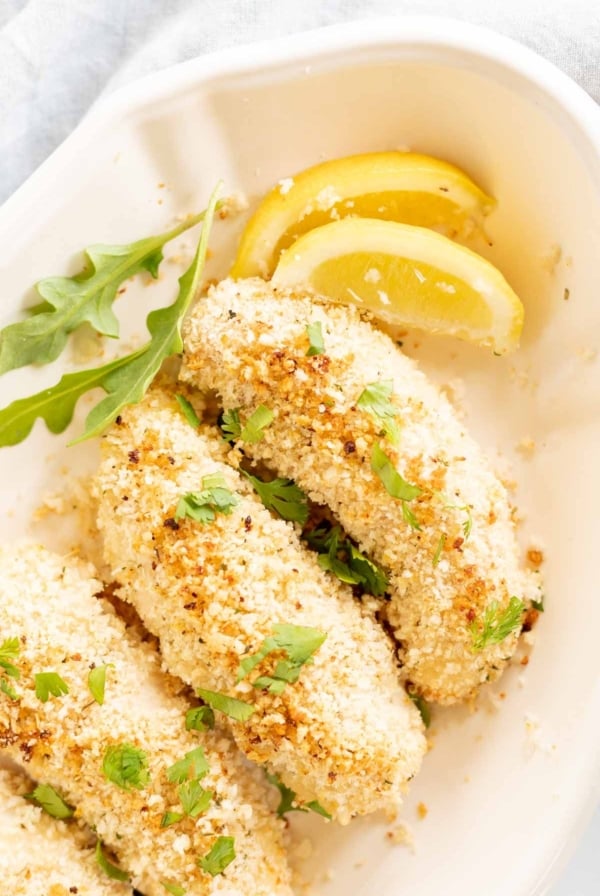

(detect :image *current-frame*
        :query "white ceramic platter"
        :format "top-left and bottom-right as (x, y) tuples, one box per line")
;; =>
(1, 17), (599, 896)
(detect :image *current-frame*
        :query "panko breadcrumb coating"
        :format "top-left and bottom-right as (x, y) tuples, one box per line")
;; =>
(93, 387), (426, 823)
(0, 767), (130, 896)
(0, 544), (292, 896)
(180, 277), (542, 704)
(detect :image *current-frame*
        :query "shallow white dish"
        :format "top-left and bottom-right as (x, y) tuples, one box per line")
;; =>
(1, 16), (599, 896)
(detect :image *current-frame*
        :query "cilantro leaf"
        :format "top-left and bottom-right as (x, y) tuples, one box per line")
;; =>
(407, 690), (431, 728)
(470, 597), (525, 651)
(198, 836), (236, 877)
(174, 473), (239, 524)
(178, 779), (213, 818)
(95, 841), (130, 882)
(0, 637), (20, 698)
(220, 408), (242, 441)
(196, 688), (255, 722)
(166, 747), (209, 784)
(242, 471), (309, 525)
(438, 494), (473, 540)
(25, 783), (74, 819)
(237, 624), (326, 695)
(160, 811), (184, 828)
(162, 882), (187, 896)
(531, 597), (545, 612)
(432, 533), (446, 567)
(175, 394), (201, 429)
(357, 380), (401, 444)
(34, 672), (69, 702)
(87, 664), (112, 705)
(306, 525), (388, 596)
(240, 405), (274, 443)
(102, 743), (150, 790)
(371, 442), (421, 529)
(0, 185), (220, 448)
(0, 212), (212, 377)
(306, 321), (325, 356)
(185, 705), (215, 732)
(265, 770), (332, 819)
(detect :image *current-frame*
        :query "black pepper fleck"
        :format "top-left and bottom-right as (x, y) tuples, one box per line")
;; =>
(244, 515), (252, 531)
(228, 309), (237, 319)
(115, 415), (122, 425)
(163, 518), (180, 530)
(343, 440), (356, 455)
(128, 449), (140, 463)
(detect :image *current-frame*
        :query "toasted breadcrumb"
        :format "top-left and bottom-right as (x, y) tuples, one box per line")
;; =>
(0, 767), (130, 896)
(180, 278), (541, 704)
(0, 544), (292, 896)
(93, 388), (426, 823)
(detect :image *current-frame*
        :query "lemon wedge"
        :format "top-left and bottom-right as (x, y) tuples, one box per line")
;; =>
(231, 152), (495, 278)
(271, 217), (524, 354)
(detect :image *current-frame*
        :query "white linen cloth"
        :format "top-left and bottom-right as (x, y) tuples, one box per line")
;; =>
(0, 1), (598, 893)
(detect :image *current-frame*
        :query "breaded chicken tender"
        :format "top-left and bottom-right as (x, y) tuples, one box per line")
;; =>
(0, 544), (292, 896)
(0, 767), (130, 896)
(93, 388), (426, 823)
(180, 278), (541, 704)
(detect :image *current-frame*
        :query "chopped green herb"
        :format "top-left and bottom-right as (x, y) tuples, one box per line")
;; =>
(87, 664), (112, 705)
(220, 408), (242, 441)
(438, 494), (473, 540)
(357, 380), (401, 444)
(0, 211), (215, 378)
(470, 597), (525, 651)
(175, 394), (201, 429)
(196, 688), (255, 722)
(178, 779), (213, 818)
(25, 783), (74, 819)
(161, 882), (186, 896)
(102, 743), (150, 791)
(432, 533), (446, 567)
(95, 841), (130, 882)
(166, 747), (209, 784)
(370, 442), (421, 529)
(175, 473), (239, 524)
(198, 836), (236, 877)
(242, 471), (309, 525)
(160, 811), (184, 828)
(265, 771), (332, 819)
(531, 597), (545, 612)
(34, 672), (69, 703)
(306, 321), (325, 356)
(237, 623), (326, 695)
(407, 690), (431, 728)
(240, 404), (274, 444)
(305, 525), (388, 596)
(0, 185), (220, 448)
(0, 637), (20, 700)
(185, 705), (215, 732)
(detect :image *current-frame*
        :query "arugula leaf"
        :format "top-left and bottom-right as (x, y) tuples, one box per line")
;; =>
(237, 624), (326, 695)
(162, 882), (186, 896)
(306, 321), (325, 356)
(34, 672), (69, 702)
(196, 688), (255, 722)
(166, 747), (209, 784)
(185, 705), (215, 732)
(175, 473), (239, 524)
(242, 471), (309, 525)
(198, 836), (236, 877)
(0, 636), (20, 697)
(102, 743), (150, 790)
(178, 779), (213, 818)
(95, 841), (130, 882)
(305, 525), (388, 596)
(87, 664), (112, 705)
(265, 770), (332, 819)
(470, 597), (525, 651)
(0, 211), (212, 376)
(240, 405), (274, 443)
(25, 783), (74, 819)
(0, 185), (220, 448)
(175, 394), (201, 429)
